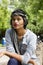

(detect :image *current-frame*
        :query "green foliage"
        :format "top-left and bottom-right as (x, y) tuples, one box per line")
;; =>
(0, 0), (10, 30)
(0, 0), (43, 38)
(0, 0), (11, 39)
(18, 0), (43, 35)
(0, 44), (2, 47)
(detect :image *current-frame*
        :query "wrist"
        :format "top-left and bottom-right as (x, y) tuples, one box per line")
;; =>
(3, 51), (7, 55)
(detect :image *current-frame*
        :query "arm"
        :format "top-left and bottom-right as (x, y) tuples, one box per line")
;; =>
(5, 29), (15, 53)
(20, 34), (37, 64)
(5, 51), (37, 65)
(0, 51), (37, 65)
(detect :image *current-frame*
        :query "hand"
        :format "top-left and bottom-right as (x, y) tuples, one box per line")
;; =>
(0, 51), (5, 57)
(34, 62), (38, 65)
(28, 59), (38, 65)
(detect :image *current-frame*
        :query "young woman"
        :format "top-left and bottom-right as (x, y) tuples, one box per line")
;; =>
(0, 9), (40, 65)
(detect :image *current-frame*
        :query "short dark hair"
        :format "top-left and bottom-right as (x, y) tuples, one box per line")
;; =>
(10, 9), (28, 29)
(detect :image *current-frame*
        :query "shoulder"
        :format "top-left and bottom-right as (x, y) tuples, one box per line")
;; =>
(25, 29), (37, 41)
(22, 29), (37, 45)
(27, 29), (37, 37)
(5, 28), (12, 34)
(5, 28), (15, 36)
(5, 28), (12, 37)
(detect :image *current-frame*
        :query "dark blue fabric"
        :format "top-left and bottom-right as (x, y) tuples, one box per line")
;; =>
(7, 58), (21, 65)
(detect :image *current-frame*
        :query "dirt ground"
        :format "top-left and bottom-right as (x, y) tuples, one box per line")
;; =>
(36, 42), (43, 65)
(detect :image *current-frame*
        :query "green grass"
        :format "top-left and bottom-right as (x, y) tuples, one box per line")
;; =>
(0, 44), (2, 47)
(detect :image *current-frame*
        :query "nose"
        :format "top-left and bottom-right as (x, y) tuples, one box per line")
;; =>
(14, 19), (18, 23)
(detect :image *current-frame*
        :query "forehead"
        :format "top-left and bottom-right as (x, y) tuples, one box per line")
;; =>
(12, 15), (23, 19)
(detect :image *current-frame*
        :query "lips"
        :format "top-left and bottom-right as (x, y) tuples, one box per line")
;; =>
(14, 23), (19, 27)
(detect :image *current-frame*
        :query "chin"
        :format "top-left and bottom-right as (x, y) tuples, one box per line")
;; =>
(13, 26), (23, 30)
(13, 27), (20, 30)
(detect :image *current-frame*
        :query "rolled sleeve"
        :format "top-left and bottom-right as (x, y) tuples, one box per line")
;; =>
(5, 29), (15, 53)
(21, 52), (30, 64)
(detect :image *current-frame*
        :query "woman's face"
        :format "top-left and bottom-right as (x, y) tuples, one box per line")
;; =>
(12, 15), (24, 30)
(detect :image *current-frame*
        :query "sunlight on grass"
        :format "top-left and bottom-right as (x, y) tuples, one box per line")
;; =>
(0, 44), (2, 47)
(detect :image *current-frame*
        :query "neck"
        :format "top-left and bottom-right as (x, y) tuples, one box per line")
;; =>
(16, 28), (26, 36)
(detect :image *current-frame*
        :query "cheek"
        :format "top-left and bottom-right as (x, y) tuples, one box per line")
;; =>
(20, 19), (24, 25)
(12, 21), (14, 25)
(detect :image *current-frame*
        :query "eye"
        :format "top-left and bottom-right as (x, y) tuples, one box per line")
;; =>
(17, 18), (21, 21)
(12, 18), (15, 22)
(13, 19), (15, 21)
